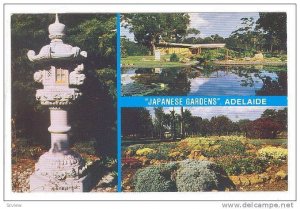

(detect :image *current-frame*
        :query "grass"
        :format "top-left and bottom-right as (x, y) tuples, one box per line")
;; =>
(122, 55), (287, 69)
(122, 55), (196, 68)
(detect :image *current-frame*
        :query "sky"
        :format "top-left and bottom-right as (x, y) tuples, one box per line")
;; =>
(147, 106), (286, 122)
(121, 12), (260, 41)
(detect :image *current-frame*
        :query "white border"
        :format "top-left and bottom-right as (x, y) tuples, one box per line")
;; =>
(3, 3), (297, 202)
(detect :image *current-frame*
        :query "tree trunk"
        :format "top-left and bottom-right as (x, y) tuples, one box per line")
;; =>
(180, 106), (184, 138)
(150, 41), (156, 56)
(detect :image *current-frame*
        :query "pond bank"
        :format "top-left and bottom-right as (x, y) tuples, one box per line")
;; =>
(213, 60), (287, 66)
(122, 55), (198, 68)
(122, 56), (287, 68)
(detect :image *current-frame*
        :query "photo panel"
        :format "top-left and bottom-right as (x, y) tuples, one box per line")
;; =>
(121, 106), (288, 192)
(11, 13), (117, 192)
(121, 13), (287, 97)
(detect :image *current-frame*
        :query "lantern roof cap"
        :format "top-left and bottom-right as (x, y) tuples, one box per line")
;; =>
(48, 14), (65, 39)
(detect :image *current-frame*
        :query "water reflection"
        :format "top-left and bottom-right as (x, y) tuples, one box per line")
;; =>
(121, 65), (287, 96)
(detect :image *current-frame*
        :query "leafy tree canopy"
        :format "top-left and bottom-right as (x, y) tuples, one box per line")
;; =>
(122, 13), (190, 54)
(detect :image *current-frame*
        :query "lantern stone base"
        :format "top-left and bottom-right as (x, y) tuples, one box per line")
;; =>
(29, 151), (91, 192)
(30, 172), (90, 192)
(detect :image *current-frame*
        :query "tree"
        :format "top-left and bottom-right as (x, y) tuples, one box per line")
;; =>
(189, 116), (203, 137)
(261, 108), (287, 132)
(153, 107), (167, 139)
(210, 115), (233, 136)
(276, 108), (288, 131)
(261, 109), (277, 119)
(226, 17), (261, 55)
(256, 12), (287, 52)
(248, 118), (281, 139)
(182, 109), (193, 136)
(247, 108), (287, 139)
(122, 108), (153, 137)
(122, 13), (190, 55)
(209, 34), (225, 43)
(121, 38), (149, 57)
(199, 118), (211, 136)
(237, 119), (252, 137)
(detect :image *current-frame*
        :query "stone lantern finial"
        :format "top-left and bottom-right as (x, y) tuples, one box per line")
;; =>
(48, 13), (65, 40)
(55, 13), (59, 23)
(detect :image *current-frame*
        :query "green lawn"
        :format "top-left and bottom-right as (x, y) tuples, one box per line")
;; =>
(122, 55), (196, 68)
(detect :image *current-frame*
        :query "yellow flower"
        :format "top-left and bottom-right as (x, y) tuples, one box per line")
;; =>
(258, 146), (288, 160)
(136, 148), (156, 156)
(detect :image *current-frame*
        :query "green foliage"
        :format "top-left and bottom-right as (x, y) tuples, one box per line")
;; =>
(12, 138), (46, 162)
(65, 14), (116, 67)
(220, 157), (268, 175)
(122, 13), (190, 54)
(204, 140), (246, 157)
(134, 160), (235, 192)
(121, 56), (189, 68)
(226, 13), (287, 55)
(183, 34), (225, 45)
(122, 107), (287, 143)
(248, 138), (287, 148)
(176, 160), (235, 191)
(134, 162), (178, 192)
(122, 108), (153, 137)
(256, 13), (287, 51)
(197, 49), (227, 62)
(170, 53), (179, 62)
(122, 81), (171, 96)
(121, 38), (149, 57)
(210, 115), (236, 137)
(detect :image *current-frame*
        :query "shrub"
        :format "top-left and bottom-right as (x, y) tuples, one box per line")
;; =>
(220, 157), (268, 175)
(170, 53), (179, 62)
(12, 138), (45, 161)
(204, 140), (246, 157)
(180, 137), (247, 157)
(176, 160), (235, 192)
(280, 55), (287, 62)
(258, 146), (288, 160)
(134, 162), (178, 192)
(134, 160), (235, 192)
(136, 148), (156, 156)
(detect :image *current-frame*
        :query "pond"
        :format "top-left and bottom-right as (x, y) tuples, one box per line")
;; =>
(121, 65), (287, 96)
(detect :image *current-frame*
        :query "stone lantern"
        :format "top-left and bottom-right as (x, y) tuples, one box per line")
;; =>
(27, 14), (90, 192)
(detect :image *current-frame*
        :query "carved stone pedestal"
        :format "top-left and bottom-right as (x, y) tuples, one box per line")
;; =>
(30, 151), (90, 192)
